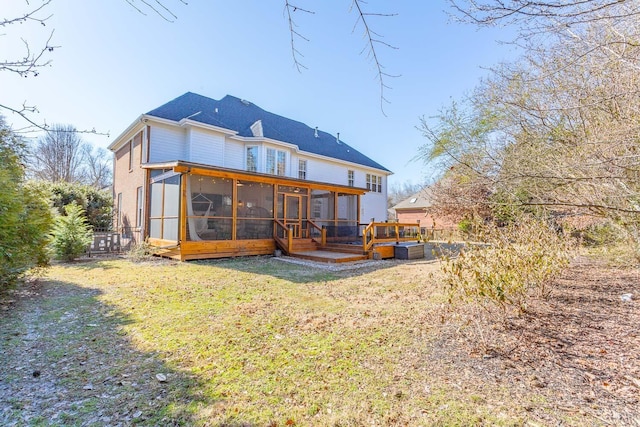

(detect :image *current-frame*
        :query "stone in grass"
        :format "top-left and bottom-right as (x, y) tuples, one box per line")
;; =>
(156, 373), (167, 382)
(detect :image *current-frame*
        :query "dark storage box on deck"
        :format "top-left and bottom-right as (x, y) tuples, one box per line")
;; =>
(394, 242), (425, 260)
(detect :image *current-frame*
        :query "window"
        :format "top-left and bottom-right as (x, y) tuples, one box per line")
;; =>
(116, 192), (123, 229)
(298, 160), (307, 180)
(310, 189), (335, 220)
(139, 131), (144, 165)
(366, 174), (382, 193)
(186, 175), (233, 241)
(246, 146), (258, 172)
(266, 148), (275, 174)
(149, 173), (180, 241)
(266, 148), (286, 176)
(128, 140), (133, 171)
(236, 180), (275, 240)
(277, 151), (286, 176)
(348, 170), (354, 187)
(136, 186), (143, 227)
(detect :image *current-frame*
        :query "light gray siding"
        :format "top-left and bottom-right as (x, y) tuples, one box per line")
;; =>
(149, 125), (187, 162)
(189, 128), (224, 166)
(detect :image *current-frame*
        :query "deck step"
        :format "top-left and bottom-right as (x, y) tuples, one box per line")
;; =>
(290, 251), (370, 263)
(291, 241), (320, 251)
(322, 244), (366, 255)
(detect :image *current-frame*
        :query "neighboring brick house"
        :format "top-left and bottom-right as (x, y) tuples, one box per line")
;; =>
(392, 189), (456, 233)
(108, 92), (392, 260)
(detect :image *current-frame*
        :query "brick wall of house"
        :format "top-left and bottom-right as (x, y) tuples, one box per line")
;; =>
(396, 209), (457, 230)
(113, 130), (146, 234)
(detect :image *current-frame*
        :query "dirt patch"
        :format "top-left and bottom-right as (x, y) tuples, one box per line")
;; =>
(0, 277), (198, 426)
(426, 256), (640, 426)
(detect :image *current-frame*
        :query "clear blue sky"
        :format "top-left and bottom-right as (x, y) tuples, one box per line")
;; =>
(2, 1), (517, 187)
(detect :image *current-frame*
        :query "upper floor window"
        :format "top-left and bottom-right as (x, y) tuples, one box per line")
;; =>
(267, 148), (286, 176)
(246, 146), (258, 172)
(128, 140), (133, 171)
(277, 151), (286, 176)
(298, 160), (307, 180)
(366, 174), (382, 193)
(348, 170), (354, 187)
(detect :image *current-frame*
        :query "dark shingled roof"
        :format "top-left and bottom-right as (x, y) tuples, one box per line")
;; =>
(146, 92), (390, 172)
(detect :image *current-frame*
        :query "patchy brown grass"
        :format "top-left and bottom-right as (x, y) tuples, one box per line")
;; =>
(0, 254), (638, 426)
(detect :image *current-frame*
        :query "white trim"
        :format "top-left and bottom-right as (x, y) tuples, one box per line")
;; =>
(179, 118), (239, 136)
(229, 135), (391, 176)
(107, 115), (145, 151)
(150, 170), (180, 183)
(110, 116), (392, 176)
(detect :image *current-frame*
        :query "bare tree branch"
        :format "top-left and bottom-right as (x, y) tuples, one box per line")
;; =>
(0, 1), (57, 77)
(0, 2), (113, 134)
(350, 0), (399, 116)
(124, 0), (188, 22)
(283, 1), (314, 72)
(448, 0), (640, 27)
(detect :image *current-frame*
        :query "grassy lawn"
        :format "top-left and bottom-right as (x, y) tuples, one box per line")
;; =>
(4, 255), (630, 426)
(45, 256), (497, 426)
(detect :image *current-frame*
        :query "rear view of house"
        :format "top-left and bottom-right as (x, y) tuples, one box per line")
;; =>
(109, 92), (392, 260)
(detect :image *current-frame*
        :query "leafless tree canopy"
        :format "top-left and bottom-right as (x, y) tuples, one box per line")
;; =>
(421, 1), (640, 230)
(29, 124), (112, 188)
(0, 0), (58, 131)
(387, 181), (424, 209)
(449, 0), (640, 30)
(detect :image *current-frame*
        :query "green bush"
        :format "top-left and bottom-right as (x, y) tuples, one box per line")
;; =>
(0, 122), (53, 287)
(457, 218), (477, 239)
(32, 181), (113, 230)
(50, 203), (93, 261)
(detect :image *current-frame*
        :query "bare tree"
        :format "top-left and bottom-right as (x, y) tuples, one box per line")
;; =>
(1, 0), (58, 131)
(84, 146), (113, 189)
(30, 124), (87, 183)
(420, 8), (640, 229)
(133, 1), (399, 114)
(448, 0), (640, 31)
(29, 124), (111, 187)
(387, 180), (424, 209)
(3, 1), (398, 132)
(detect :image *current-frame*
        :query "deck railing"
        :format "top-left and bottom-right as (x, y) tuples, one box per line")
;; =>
(362, 221), (423, 253)
(306, 220), (326, 246)
(274, 219), (292, 254)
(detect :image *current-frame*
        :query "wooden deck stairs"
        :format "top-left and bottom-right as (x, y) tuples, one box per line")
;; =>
(285, 239), (370, 263)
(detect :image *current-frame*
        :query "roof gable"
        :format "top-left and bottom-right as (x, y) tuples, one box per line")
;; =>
(392, 189), (432, 210)
(146, 92), (391, 172)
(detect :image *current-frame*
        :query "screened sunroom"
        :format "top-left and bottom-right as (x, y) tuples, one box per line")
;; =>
(143, 161), (365, 261)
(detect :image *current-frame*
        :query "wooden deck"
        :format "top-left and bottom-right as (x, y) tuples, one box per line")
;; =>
(288, 249), (369, 263)
(283, 238), (370, 263)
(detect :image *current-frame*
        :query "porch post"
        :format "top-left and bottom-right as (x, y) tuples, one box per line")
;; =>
(180, 173), (187, 243)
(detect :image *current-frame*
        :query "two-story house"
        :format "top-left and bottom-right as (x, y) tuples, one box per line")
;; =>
(109, 92), (391, 260)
